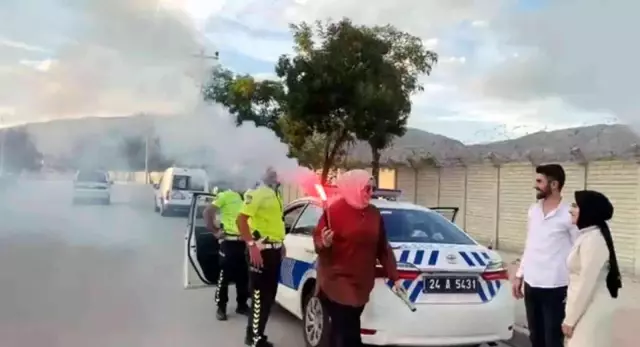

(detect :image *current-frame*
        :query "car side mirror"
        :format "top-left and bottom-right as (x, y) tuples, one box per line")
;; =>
(487, 238), (494, 250)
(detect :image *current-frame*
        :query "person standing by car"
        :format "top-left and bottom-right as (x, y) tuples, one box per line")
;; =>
(313, 169), (403, 347)
(512, 164), (579, 347)
(562, 190), (621, 347)
(236, 167), (285, 347)
(204, 186), (250, 321)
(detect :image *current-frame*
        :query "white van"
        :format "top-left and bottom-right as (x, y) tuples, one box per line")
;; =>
(153, 167), (210, 216)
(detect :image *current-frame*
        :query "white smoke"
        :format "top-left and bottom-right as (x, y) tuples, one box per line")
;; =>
(1, 0), (297, 187)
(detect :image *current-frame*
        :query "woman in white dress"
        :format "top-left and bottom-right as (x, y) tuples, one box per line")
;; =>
(563, 190), (622, 347)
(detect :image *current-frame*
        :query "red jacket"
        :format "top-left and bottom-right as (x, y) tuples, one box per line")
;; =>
(313, 198), (399, 307)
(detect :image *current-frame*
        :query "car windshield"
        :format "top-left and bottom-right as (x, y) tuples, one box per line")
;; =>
(172, 175), (206, 191)
(380, 208), (475, 245)
(77, 171), (107, 183)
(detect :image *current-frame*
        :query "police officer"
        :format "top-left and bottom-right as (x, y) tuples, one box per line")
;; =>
(236, 168), (285, 347)
(204, 185), (250, 321)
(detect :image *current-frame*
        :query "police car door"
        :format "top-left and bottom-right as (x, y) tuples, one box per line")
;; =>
(183, 193), (220, 289)
(277, 202), (323, 317)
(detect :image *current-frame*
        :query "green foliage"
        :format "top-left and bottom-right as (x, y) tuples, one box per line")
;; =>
(202, 67), (285, 137)
(355, 25), (438, 182)
(276, 18), (398, 182)
(201, 18), (437, 182)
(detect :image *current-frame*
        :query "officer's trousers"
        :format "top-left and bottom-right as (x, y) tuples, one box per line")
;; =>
(216, 240), (250, 309)
(246, 247), (282, 344)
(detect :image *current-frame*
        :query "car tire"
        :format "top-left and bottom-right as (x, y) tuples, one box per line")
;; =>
(302, 292), (331, 347)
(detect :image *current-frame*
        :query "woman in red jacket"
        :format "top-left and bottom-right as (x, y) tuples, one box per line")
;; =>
(312, 169), (402, 347)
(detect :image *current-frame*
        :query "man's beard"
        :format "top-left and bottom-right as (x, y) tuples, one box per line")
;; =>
(536, 188), (551, 199)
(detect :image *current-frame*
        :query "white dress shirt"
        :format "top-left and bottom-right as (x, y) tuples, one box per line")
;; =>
(517, 199), (580, 288)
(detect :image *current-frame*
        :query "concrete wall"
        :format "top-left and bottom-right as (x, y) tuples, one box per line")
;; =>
(392, 159), (640, 276)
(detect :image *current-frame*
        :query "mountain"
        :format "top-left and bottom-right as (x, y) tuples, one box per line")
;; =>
(15, 115), (640, 167)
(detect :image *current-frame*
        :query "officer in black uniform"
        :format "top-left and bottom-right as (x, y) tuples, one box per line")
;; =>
(236, 168), (285, 347)
(204, 185), (250, 321)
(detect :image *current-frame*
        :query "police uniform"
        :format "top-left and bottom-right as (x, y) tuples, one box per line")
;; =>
(241, 184), (285, 347)
(213, 189), (250, 320)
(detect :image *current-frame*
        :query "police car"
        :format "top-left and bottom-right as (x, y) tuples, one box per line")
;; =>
(276, 189), (514, 347)
(182, 190), (515, 346)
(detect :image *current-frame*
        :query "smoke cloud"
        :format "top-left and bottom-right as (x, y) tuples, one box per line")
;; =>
(1, 0), (297, 187)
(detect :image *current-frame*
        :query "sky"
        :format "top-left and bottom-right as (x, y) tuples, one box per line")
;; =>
(0, 0), (636, 144)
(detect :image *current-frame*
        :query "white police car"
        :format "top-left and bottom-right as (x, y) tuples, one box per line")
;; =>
(276, 189), (515, 347)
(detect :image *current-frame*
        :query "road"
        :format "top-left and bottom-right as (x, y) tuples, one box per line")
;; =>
(0, 180), (513, 347)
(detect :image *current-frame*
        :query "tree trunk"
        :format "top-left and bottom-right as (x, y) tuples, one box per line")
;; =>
(371, 147), (381, 186)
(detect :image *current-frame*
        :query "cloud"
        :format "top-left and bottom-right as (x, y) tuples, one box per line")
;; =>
(478, 0), (637, 128)
(0, 37), (51, 53)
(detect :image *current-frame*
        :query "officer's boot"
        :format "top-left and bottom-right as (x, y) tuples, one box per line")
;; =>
(216, 305), (228, 321)
(245, 335), (274, 347)
(236, 303), (250, 316)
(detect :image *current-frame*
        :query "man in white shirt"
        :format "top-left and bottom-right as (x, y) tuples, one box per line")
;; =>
(512, 164), (579, 347)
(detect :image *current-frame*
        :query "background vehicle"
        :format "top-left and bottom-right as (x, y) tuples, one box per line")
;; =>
(153, 167), (210, 216)
(72, 169), (112, 205)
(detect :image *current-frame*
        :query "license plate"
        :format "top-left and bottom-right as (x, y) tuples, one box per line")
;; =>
(423, 276), (478, 294)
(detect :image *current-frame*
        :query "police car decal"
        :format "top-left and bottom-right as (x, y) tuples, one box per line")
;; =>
(279, 257), (314, 290)
(387, 248), (503, 304)
(393, 249), (493, 268)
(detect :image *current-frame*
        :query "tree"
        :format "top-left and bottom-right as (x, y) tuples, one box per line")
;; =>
(276, 19), (396, 182)
(1, 127), (43, 172)
(354, 25), (438, 182)
(202, 68), (285, 137)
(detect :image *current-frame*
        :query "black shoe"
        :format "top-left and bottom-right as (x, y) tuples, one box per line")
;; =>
(235, 305), (250, 316)
(216, 308), (228, 321)
(244, 336), (273, 347)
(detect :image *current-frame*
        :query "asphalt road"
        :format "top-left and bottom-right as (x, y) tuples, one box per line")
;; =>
(0, 180), (512, 347)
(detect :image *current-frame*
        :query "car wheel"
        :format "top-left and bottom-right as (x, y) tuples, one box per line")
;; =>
(302, 292), (331, 347)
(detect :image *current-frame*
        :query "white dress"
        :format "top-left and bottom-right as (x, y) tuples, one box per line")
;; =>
(564, 226), (617, 347)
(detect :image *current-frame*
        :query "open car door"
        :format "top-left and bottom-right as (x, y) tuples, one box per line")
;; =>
(183, 192), (220, 289)
(428, 206), (459, 223)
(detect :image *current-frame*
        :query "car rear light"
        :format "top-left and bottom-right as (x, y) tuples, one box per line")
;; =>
(375, 266), (419, 280)
(360, 328), (377, 335)
(481, 269), (509, 281)
(481, 260), (509, 281)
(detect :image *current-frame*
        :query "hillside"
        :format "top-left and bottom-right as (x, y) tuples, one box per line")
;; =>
(16, 115), (640, 167)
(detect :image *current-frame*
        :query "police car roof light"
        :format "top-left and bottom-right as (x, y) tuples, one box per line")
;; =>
(371, 188), (402, 201)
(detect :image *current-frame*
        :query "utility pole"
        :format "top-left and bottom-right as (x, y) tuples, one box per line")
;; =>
(144, 130), (149, 184)
(190, 49), (219, 87)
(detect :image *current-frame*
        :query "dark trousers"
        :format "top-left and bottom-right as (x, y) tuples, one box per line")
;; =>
(216, 240), (249, 309)
(524, 283), (567, 347)
(318, 291), (365, 347)
(245, 248), (282, 345)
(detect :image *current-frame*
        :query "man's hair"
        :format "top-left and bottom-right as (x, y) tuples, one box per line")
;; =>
(535, 164), (566, 191)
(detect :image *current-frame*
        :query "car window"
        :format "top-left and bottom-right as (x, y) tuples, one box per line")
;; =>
(284, 204), (306, 230)
(291, 204), (323, 235)
(380, 208), (475, 245)
(172, 175), (206, 191)
(77, 171), (107, 183)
